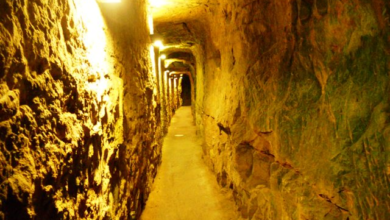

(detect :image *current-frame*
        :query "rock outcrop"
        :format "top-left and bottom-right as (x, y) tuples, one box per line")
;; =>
(0, 0), (170, 219)
(193, 0), (390, 219)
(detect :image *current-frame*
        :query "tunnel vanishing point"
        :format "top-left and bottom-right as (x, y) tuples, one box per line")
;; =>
(1, 0), (390, 219)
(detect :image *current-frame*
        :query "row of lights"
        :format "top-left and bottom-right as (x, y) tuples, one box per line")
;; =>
(152, 38), (167, 60)
(153, 38), (187, 79)
(155, 42), (167, 59)
(164, 70), (184, 79)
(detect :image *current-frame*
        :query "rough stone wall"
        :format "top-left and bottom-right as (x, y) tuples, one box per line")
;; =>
(196, 0), (390, 219)
(178, 76), (183, 107)
(0, 0), (162, 219)
(172, 77), (181, 111)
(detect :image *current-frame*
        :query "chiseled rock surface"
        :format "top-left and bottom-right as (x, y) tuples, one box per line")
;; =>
(0, 0), (162, 219)
(192, 0), (390, 219)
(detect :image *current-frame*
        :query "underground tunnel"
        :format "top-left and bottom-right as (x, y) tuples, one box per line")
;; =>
(1, 0), (390, 219)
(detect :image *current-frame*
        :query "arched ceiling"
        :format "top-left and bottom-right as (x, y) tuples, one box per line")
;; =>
(149, 0), (209, 75)
(149, 0), (210, 52)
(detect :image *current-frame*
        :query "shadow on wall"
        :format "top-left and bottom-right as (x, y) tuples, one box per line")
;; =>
(181, 74), (191, 106)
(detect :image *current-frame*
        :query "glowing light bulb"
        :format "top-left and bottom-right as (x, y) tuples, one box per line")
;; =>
(153, 40), (164, 49)
(160, 54), (167, 59)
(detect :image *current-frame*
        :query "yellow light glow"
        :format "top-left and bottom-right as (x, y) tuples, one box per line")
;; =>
(76, 0), (110, 101)
(149, 0), (169, 8)
(160, 54), (167, 60)
(153, 40), (164, 49)
(148, 15), (154, 35)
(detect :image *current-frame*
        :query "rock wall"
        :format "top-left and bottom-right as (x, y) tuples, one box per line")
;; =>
(196, 0), (390, 219)
(0, 0), (163, 219)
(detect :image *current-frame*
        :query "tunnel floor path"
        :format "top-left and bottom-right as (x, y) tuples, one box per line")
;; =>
(141, 106), (238, 220)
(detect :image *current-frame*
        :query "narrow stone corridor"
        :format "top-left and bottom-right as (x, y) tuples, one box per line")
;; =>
(1, 0), (390, 219)
(141, 106), (237, 220)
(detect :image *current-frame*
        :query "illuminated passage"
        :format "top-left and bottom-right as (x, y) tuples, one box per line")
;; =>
(140, 107), (237, 220)
(1, 0), (389, 219)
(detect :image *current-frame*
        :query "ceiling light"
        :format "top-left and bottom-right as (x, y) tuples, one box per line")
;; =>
(153, 40), (164, 49)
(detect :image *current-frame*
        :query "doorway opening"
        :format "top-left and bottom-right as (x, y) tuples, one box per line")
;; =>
(181, 74), (191, 106)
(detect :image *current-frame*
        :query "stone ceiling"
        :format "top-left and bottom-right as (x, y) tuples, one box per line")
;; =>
(149, 0), (209, 70)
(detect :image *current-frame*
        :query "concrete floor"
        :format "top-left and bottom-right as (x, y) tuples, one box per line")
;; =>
(141, 107), (238, 220)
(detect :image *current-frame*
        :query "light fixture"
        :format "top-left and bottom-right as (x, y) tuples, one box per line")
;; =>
(160, 54), (167, 60)
(153, 40), (164, 49)
(150, 34), (165, 49)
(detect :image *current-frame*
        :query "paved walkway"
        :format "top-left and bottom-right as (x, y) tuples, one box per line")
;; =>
(141, 107), (238, 220)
